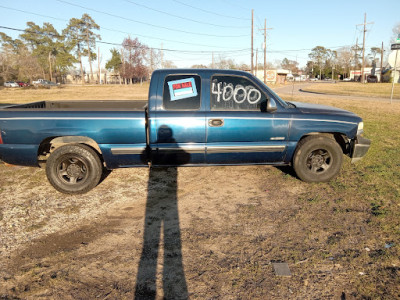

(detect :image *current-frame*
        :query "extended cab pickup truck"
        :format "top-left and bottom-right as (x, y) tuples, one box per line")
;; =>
(0, 69), (370, 194)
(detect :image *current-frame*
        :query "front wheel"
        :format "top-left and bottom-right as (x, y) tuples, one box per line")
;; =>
(293, 136), (343, 182)
(46, 144), (103, 194)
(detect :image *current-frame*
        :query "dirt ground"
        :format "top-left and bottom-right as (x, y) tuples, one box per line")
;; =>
(0, 164), (375, 300)
(1, 86), (399, 299)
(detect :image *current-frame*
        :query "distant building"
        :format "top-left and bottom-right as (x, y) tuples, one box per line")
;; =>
(253, 69), (290, 84)
(350, 68), (382, 82)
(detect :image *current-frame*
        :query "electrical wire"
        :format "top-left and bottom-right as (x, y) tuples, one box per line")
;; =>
(0, 5), (247, 50)
(121, 0), (248, 29)
(54, 0), (247, 38)
(171, 0), (250, 21)
(0, 25), (250, 54)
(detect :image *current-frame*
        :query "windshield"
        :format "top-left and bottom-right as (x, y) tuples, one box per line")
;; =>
(251, 75), (289, 107)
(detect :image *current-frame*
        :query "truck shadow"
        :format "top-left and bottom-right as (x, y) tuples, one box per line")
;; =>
(274, 165), (298, 179)
(134, 126), (189, 299)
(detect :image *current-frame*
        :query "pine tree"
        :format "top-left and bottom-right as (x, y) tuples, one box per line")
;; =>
(63, 14), (100, 84)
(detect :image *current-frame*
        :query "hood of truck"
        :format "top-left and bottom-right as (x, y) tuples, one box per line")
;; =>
(290, 101), (358, 117)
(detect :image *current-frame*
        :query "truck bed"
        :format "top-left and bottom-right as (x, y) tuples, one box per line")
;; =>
(3, 100), (148, 111)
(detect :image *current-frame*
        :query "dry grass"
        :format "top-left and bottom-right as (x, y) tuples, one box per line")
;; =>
(301, 82), (400, 99)
(0, 82), (150, 104)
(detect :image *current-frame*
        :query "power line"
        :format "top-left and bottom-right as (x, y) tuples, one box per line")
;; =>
(0, 5), (246, 50)
(1, 24), (357, 57)
(0, 5), (67, 23)
(54, 0), (247, 38)
(121, 0), (248, 29)
(172, 0), (250, 21)
(0, 25), (250, 54)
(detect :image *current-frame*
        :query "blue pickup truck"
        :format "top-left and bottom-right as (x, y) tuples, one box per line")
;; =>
(0, 69), (370, 194)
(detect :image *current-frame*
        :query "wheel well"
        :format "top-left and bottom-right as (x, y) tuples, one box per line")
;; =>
(297, 132), (349, 154)
(38, 136), (103, 166)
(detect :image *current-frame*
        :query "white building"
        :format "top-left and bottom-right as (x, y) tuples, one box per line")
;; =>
(350, 67), (382, 82)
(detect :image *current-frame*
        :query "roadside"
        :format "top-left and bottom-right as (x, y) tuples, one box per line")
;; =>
(0, 83), (150, 104)
(276, 82), (400, 102)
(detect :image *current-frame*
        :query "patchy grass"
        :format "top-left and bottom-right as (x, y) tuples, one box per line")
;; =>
(301, 82), (400, 99)
(285, 95), (400, 298)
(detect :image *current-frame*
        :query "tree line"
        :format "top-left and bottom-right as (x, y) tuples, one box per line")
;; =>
(0, 14), (163, 84)
(2, 16), (398, 84)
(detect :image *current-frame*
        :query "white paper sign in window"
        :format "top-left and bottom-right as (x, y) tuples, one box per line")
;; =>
(168, 78), (198, 101)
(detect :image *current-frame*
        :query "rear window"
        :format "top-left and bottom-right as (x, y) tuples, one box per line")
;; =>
(163, 75), (201, 110)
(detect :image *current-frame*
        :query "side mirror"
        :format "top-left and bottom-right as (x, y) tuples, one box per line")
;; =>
(266, 98), (277, 113)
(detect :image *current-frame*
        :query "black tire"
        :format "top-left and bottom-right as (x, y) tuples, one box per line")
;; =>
(46, 144), (103, 194)
(293, 136), (343, 182)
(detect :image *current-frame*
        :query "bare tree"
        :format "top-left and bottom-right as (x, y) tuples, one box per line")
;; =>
(121, 37), (149, 84)
(391, 22), (400, 43)
(337, 47), (353, 78)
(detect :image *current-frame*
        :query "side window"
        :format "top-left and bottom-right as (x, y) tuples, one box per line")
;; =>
(211, 75), (267, 111)
(163, 75), (201, 110)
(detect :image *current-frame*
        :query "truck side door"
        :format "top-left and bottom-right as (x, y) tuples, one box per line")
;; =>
(150, 74), (206, 165)
(206, 74), (290, 164)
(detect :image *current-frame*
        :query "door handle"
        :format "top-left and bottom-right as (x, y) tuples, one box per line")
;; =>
(208, 118), (224, 127)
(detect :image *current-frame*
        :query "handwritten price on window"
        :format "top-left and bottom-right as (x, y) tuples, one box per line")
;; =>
(212, 82), (261, 104)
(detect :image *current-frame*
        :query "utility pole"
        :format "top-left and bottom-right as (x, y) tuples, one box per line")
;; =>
(380, 41), (384, 83)
(251, 9), (254, 75)
(354, 37), (358, 80)
(263, 19), (266, 83)
(212, 52), (214, 68)
(259, 19), (273, 83)
(160, 43), (164, 69)
(120, 48), (124, 85)
(357, 13), (374, 83)
(48, 51), (53, 82)
(255, 49), (258, 77)
(150, 49), (153, 74)
(98, 47), (102, 84)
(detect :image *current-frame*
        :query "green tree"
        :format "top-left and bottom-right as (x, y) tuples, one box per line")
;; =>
(0, 32), (19, 81)
(20, 22), (75, 81)
(308, 46), (329, 79)
(63, 14), (100, 84)
(105, 48), (122, 84)
(63, 18), (85, 84)
(81, 14), (100, 82)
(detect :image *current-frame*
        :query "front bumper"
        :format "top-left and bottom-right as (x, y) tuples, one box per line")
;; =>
(350, 135), (371, 163)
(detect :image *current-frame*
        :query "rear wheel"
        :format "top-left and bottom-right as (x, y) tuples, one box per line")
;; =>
(46, 144), (102, 194)
(293, 136), (343, 182)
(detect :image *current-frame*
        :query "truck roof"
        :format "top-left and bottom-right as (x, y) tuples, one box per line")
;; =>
(153, 68), (251, 77)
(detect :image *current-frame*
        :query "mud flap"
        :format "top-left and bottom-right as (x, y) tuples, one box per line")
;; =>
(351, 135), (371, 163)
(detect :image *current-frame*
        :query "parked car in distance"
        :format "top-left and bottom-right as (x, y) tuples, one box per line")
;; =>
(367, 75), (378, 83)
(16, 81), (29, 87)
(32, 79), (45, 85)
(343, 78), (351, 81)
(3, 81), (19, 88)
(34, 80), (59, 88)
(309, 77), (318, 81)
